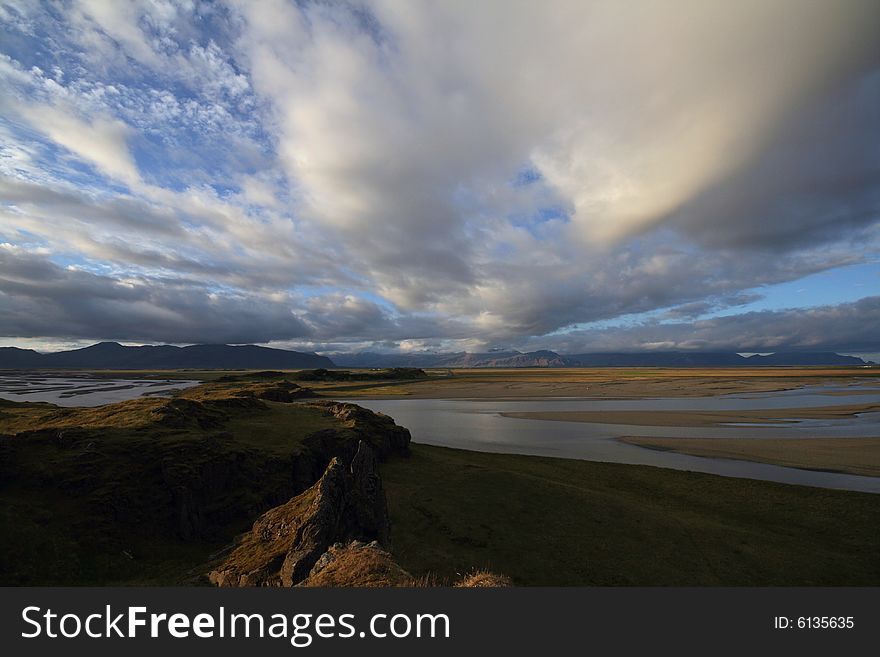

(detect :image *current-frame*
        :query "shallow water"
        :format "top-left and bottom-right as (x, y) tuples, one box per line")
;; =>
(0, 373), (200, 406)
(342, 384), (880, 493)
(3, 375), (878, 492)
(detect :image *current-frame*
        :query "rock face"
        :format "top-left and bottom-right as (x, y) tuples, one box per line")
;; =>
(153, 398), (410, 542)
(208, 430), (513, 588)
(210, 440), (391, 587)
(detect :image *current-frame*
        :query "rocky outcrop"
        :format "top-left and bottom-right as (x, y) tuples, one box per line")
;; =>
(298, 540), (414, 587)
(2, 390), (411, 545)
(204, 402), (417, 587)
(155, 399), (411, 542)
(253, 381), (316, 402)
(2, 384), (505, 587)
(210, 440), (391, 587)
(306, 401), (411, 458)
(208, 431), (512, 588)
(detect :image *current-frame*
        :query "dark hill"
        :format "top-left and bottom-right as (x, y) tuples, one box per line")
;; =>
(745, 352), (869, 366)
(0, 347), (42, 368)
(0, 342), (334, 370)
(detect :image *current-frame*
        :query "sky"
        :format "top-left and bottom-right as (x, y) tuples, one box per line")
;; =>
(0, 0), (879, 357)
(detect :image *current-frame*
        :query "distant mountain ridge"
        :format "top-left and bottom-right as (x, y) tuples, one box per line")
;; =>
(0, 342), (334, 370)
(330, 350), (874, 368)
(0, 343), (873, 370)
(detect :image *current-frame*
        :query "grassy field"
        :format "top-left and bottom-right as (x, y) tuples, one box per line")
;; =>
(382, 444), (880, 586)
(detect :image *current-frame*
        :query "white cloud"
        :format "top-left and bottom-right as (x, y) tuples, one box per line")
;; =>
(22, 102), (142, 186)
(0, 1), (878, 350)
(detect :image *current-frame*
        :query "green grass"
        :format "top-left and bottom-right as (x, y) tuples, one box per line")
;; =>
(0, 485), (228, 585)
(382, 444), (880, 586)
(222, 401), (337, 454)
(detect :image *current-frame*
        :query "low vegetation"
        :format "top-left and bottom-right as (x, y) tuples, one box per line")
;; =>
(0, 383), (403, 585)
(382, 444), (880, 585)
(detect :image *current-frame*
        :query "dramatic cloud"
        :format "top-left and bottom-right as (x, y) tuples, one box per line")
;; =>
(523, 296), (880, 355)
(0, 244), (311, 344)
(0, 1), (878, 352)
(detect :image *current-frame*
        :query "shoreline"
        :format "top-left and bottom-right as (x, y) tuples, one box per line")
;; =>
(617, 436), (880, 478)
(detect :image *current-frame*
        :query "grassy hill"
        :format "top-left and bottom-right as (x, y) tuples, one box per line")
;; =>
(0, 379), (409, 585)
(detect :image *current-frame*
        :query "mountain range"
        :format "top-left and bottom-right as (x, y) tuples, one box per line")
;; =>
(0, 342), (333, 370)
(330, 350), (875, 368)
(0, 343), (873, 370)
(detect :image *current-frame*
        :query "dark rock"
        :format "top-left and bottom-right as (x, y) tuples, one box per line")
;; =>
(144, 399), (408, 541)
(209, 440), (392, 587)
(349, 441), (390, 546)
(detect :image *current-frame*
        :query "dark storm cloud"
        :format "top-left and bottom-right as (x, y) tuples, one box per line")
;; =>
(527, 297), (880, 354)
(0, 246), (312, 344)
(661, 293), (765, 321)
(670, 69), (880, 252)
(0, 178), (185, 237)
(0, 246), (470, 345)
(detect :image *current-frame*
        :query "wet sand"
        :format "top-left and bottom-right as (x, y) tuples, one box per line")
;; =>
(322, 368), (880, 400)
(500, 402), (880, 427)
(619, 436), (880, 478)
(339, 369), (880, 482)
(0, 373), (200, 407)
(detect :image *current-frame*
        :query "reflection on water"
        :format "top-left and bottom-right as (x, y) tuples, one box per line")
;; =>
(342, 384), (880, 494)
(0, 373), (200, 407)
